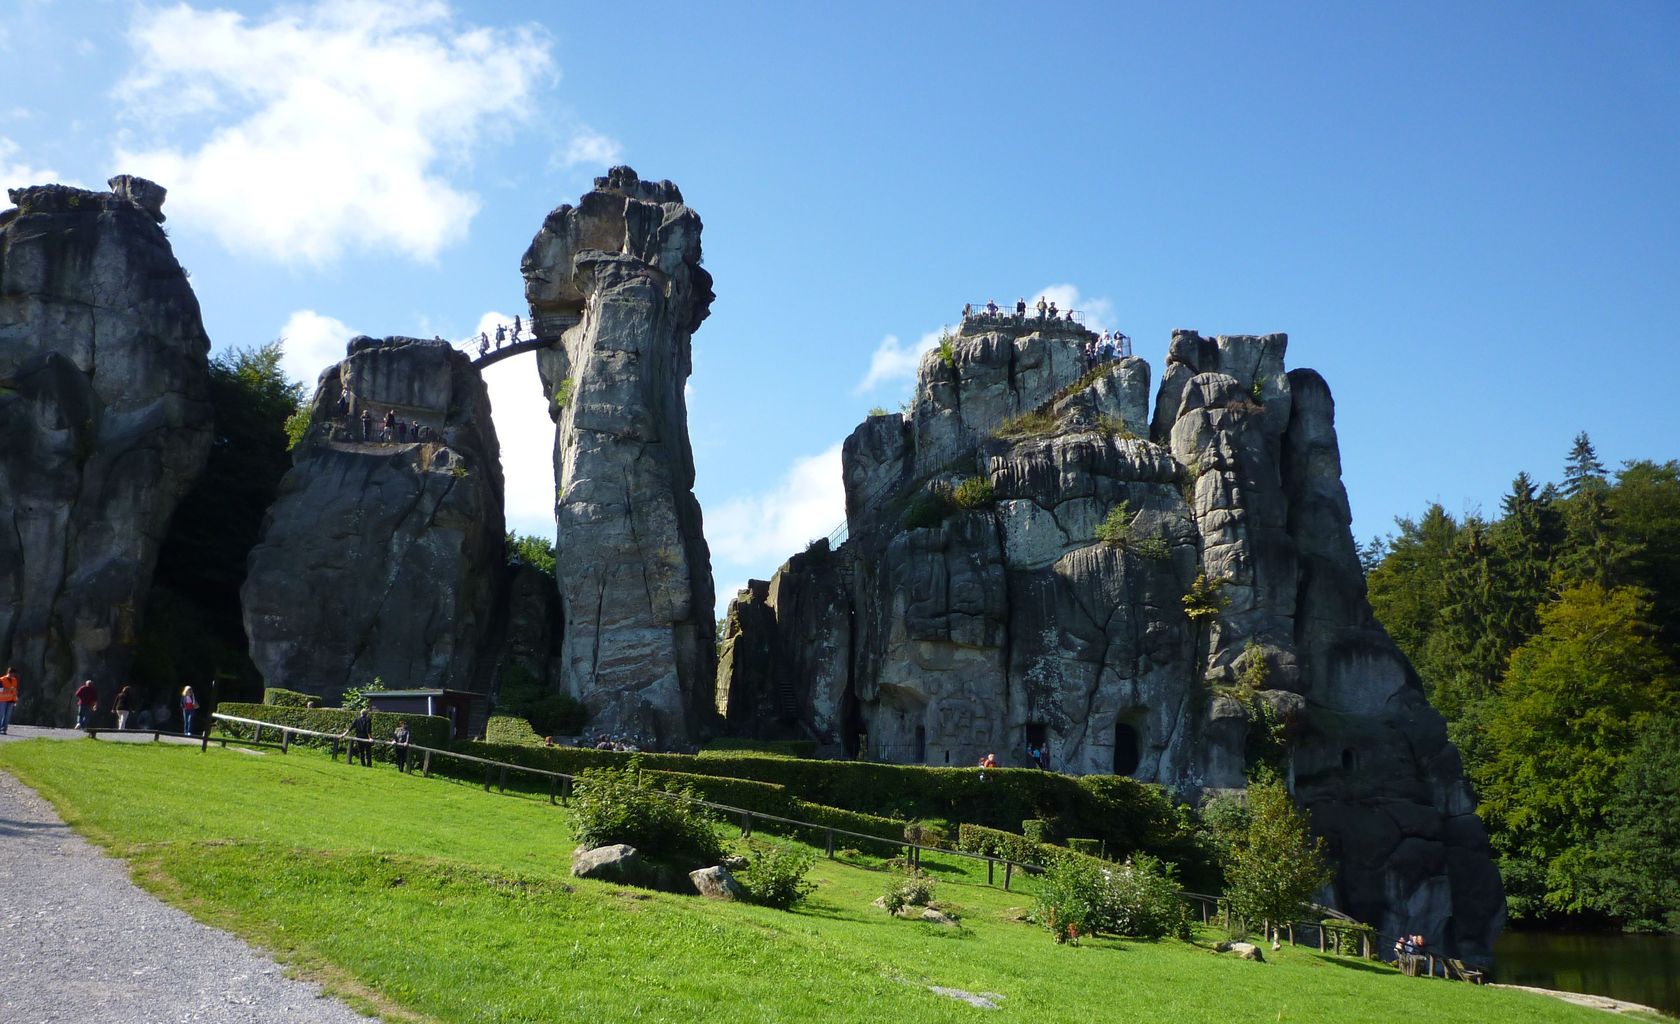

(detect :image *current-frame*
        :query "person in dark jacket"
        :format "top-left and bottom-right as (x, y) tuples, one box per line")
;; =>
(392, 720), (412, 773)
(346, 709), (374, 767)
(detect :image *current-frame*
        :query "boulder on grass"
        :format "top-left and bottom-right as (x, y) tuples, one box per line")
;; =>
(689, 865), (744, 901)
(572, 844), (649, 884)
(1214, 941), (1265, 962)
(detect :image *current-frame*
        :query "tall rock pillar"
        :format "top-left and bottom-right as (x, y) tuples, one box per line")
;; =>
(0, 178), (212, 724)
(521, 167), (716, 748)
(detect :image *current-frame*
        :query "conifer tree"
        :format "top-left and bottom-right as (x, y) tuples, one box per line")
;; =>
(1561, 432), (1607, 497)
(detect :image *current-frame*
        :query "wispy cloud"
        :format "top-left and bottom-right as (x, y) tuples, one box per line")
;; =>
(709, 443), (846, 574)
(0, 137), (61, 201)
(562, 128), (622, 169)
(465, 310), (556, 541)
(277, 309), (358, 392)
(854, 328), (945, 394)
(112, 0), (555, 265)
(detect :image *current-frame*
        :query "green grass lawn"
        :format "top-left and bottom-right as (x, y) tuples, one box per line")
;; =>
(0, 740), (1640, 1024)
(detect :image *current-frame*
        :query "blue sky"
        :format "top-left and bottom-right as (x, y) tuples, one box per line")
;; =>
(4, 0), (1677, 613)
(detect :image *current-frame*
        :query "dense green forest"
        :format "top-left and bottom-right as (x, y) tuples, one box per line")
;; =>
(1364, 435), (1680, 932)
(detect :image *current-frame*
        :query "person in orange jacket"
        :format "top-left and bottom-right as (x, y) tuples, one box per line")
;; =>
(0, 666), (18, 734)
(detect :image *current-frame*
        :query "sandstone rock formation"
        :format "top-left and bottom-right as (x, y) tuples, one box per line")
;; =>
(719, 317), (1503, 960)
(522, 166), (716, 748)
(241, 337), (505, 702)
(0, 178), (212, 724)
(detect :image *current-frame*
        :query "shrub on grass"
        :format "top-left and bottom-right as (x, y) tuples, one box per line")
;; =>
(1223, 770), (1331, 935)
(903, 819), (950, 849)
(736, 841), (818, 909)
(956, 823), (1048, 865)
(882, 874), (935, 915)
(1067, 838), (1102, 857)
(571, 757), (725, 869)
(1022, 818), (1050, 843)
(1093, 853), (1194, 940)
(1035, 854), (1104, 944)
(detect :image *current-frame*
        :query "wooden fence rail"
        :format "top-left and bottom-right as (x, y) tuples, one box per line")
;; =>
(209, 713), (1042, 892)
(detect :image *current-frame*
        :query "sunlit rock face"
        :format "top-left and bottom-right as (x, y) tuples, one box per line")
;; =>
(523, 166), (717, 749)
(242, 337), (505, 702)
(0, 177), (211, 724)
(721, 318), (1504, 962)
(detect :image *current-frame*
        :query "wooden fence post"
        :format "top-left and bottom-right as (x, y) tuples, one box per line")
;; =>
(1287, 923), (1295, 946)
(482, 762), (492, 791)
(825, 829), (835, 859)
(548, 777), (557, 805)
(741, 811), (752, 837)
(498, 766), (507, 793)
(987, 860), (994, 887)
(282, 729), (290, 754)
(1004, 861), (1013, 892)
(422, 750), (432, 777)
(200, 730), (209, 753)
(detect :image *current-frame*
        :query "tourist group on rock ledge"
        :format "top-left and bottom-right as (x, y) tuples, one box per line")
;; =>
(962, 296), (1134, 362)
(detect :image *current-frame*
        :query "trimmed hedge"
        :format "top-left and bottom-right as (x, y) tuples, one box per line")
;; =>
(1067, 838), (1103, 857)
(442, 740), (1203, 870)
(484, 715), (544, 746)
(698, 739), (818, 759)
(262, 687), (317, 708)
(215, 702), (451, 763)
(446, 742), (907, 846)
(958, 822), (1050, 865)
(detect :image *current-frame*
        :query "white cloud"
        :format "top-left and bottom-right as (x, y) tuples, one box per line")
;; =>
(112, 1), (555, 265)
(562, 128), (622, 169)
(708, 444), (846, 574)
(467, 310), (556, 540)
(1034, 283), (1117, 334)
(0, 137), (61, 200)
(855, 328), (946, 394)
(277, 309), (358, 392)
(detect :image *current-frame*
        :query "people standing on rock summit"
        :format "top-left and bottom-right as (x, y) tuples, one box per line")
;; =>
(1036, 296), (1048, 319)
(985, 299), (998, 317)
(0, 666), (18, 734)
(74, 679), (97, 728)
(1016, 297), (1027, 318)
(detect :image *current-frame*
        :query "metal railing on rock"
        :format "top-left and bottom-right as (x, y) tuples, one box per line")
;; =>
(208, 712), (1045, 891)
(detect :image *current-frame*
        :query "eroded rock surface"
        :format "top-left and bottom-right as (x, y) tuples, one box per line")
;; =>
(523, 166), (716, 748)
(241, 337), (504, 702)
(0, 178), (211, 723)
(721, 318), (1503, 960)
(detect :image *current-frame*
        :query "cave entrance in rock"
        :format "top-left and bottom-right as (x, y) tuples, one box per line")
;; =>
(1025, 722), (1048, 768)
(1114, 722), (1141, 776)
(914, 724), (927, 763)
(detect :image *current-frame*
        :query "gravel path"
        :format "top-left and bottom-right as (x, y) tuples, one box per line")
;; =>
(0, 765), (376, 1024)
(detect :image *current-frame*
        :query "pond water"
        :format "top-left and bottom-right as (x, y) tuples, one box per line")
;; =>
(1494, 929), (1680, 1015)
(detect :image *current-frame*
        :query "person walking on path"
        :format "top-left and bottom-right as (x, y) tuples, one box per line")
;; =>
(345, 708), (374, 767)
(180, 686), (200, 735)
(74, 680), (98, 729)
(0, 666), (17, 734)
(113, 685), (136, 729)
(392, 720), (412, 773)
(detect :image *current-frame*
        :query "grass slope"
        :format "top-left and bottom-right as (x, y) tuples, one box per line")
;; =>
(0, 740), (1631, 1024)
